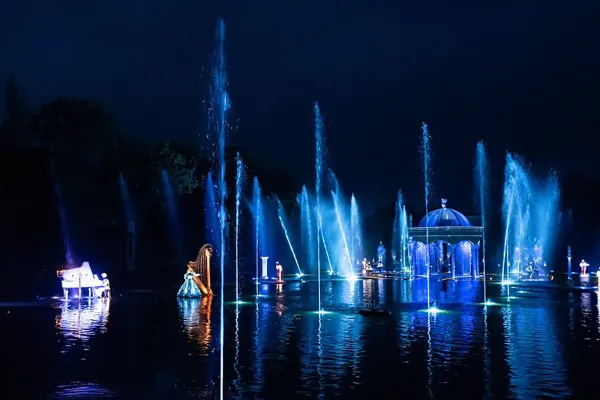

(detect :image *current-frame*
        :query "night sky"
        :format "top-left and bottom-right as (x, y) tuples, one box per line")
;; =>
(2, 1), (599, 215)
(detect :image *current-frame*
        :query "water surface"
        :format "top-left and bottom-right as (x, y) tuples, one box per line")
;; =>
(1, 280), (597, 399)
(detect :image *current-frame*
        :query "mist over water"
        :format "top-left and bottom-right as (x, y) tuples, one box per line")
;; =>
(501, 154), (560, 280)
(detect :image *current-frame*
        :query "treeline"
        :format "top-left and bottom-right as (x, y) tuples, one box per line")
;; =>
(0, 78), (298, 295)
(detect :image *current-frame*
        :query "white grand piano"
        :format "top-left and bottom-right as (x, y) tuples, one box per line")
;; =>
(59, 262), (106, 298)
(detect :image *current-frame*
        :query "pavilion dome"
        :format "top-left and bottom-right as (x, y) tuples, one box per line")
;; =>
(418, 199), (472, 227)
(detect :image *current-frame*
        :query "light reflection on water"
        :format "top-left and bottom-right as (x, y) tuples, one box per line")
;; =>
(4, 280), (600, 399)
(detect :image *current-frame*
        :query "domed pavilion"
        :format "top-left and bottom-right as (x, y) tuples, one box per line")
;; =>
(408, 199), (483, 278)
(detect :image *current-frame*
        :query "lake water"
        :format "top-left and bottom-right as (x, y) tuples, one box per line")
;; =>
(1, 279), (598, 399)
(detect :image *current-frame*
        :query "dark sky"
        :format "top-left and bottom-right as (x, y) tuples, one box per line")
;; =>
(2, 1), (599, 215)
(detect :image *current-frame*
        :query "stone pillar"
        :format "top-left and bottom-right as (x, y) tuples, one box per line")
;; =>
(261, 256), (269, 279)
(471, 244), (480, 278)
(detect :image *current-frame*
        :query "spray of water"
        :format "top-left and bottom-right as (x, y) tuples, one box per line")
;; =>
(314, 102), (325, 311)
(251, 178), (262, 293)
(421, 123), (432, 309)
(161, 169), (183, 260)
(350, 194), (362, 269)
(207, 18), (230, 400)
(49, 160), (74, 266)
(118, 173), (134, 228)
(300, 186), (315, 272)
(332, 191), (354, 276)
(475, 141), (489, 303)
(501, 153), (559, 288)
(275, 197), (302, 275)
(235, 153), (245, 303)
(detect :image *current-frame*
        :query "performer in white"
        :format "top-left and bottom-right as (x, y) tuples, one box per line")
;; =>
(580, 259), (589, 276)
(276, 261), (283, 281)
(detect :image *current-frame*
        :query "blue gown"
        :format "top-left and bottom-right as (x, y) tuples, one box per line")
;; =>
(177, 273), (202, 297)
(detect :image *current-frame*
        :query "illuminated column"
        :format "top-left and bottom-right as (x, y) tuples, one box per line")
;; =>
(472, 244), (480, 278)
(567, 246), (572, 282)
(261, 256), (269, 279)
(450, 244), (456, 280)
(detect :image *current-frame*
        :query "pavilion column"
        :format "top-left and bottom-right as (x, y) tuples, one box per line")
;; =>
(450, 244), (456, 280)
(471, 244), (480, 278)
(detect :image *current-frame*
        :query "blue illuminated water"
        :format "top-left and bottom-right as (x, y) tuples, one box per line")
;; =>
(501, 154), (559, 283)
(275, 197), (302, 275)
(50, 160), (74, 266)
(250, 178), (263, 292)
(204, 172), (219, 250)
(315, 102), (324, 312)
(235, 153), (245, 302)
(331, 190), (354, 277)
(350, 194), (362, 270)
(421, 122), (432, 309)
(3, 281), (593, 399)
(161, 169), (183, 260)
(208, 18), (230, 399)
(475, 142), (489, 303)
(118, 173), (134, 230)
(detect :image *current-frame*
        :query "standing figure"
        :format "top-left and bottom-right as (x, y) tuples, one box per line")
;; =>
(276, 261), (283, 282)
(580, 259), (589, 276)
(178, 266), (202, 298)
(362, 258), (368, 277)
(101, 273), (111, 298)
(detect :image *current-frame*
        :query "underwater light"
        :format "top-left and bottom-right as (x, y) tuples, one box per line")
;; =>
(501, 280), (513, 285)
(346, 275), (358, 282)
(427, 307), (441, 314)
(296, 273), (304, 278)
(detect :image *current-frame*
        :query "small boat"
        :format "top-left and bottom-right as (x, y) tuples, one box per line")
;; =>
(359, 308), (390, 317)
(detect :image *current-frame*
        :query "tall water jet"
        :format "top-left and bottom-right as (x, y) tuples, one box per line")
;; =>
(234, 153), (245, 303)
(331, 190), (354, 276)
(204, 172), (220, 249)
(50, 161), (74, 266)
(251, 177), (262, 293)
(118, 173), (135, 229)
(392, 191), (401, 267)
(475, 142), (489, 303)
(421, 122), (433, 310)
(119, 173), (136, 272)
(350, 194), (362, 270)
(161, 169), (183, 260)
(299, 186), (315, 273)
(401, 205), (409, 273)
(207, 18), (230, 400)
(393, 190), (409, 273)
(275, 197), (302, 275)
(314, 102), (325, 312)
(502, 154), (559, 285)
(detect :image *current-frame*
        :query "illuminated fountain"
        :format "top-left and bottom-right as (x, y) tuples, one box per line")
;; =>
(234, 153), (246, 303)
(315, 102), (325, 313)
(161, 169), (184, 260)
(50, 160), (75, 267)
(204, 172), (220, 250)
(119, 173), (136, 272)
(392, 191), (411, 275)
(350, 194), (363, 271)
(206, 18), (229, 399)
(475, 141), (490, 304)
(275, 197), (302, 275)
(421, 122), (433, 311)
(501, 154), (559, 284)
(250, 178), (265, 291)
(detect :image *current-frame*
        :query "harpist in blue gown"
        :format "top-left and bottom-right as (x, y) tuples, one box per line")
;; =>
(177, 271), (202, 298)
